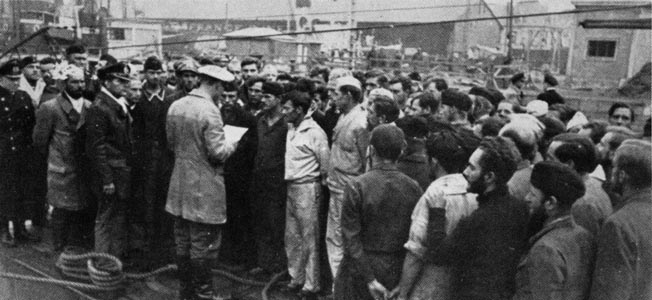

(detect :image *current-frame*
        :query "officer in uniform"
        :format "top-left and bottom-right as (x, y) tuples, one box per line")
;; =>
(86, 63), (133, 258)
(0, 59), (36, 246)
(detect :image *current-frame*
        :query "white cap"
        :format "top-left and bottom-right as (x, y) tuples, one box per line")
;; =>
(369, 88), (394, 100)
(335, 76), (361, 90)
(197, 65), (234, 82)
(526, 100), (548, 117)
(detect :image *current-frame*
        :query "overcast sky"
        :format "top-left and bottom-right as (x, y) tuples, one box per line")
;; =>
(133, 0), (578, 20)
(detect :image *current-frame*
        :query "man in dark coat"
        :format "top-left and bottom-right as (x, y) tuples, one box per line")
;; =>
(219, 80), (258, 269)
(334, 125), (423, 300)
(249, 81), (288, 275)
(130, 56), (176, 266)
(32, 65), (93, 252)
(428, 136), (529, 300)
(86, 63), (133, 258)
(513, 161), (595, 300)
(590, 139), (652, 300)
(536, 74), (564, 105)
(0, 59), (36, 246)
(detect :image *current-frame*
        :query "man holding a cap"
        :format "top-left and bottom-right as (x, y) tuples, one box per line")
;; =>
(0, 59), (36, 246)
(86, 62), (133, 258)
(166, 65), (236, 300)
(326, 76), (369, 282)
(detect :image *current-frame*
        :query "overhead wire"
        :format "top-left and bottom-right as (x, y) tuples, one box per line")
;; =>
(247, 3), (476, 19)
(102, 4), (650, 50)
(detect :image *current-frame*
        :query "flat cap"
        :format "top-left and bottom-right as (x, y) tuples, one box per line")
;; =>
(176, 59), (199, 74)
(369, 88), (393, 100)
(526, 100), (549, 117)
(531, 161), (585, 207)
(197, 65), (234, 82)
(335, 76), (361, 91)
(97, 62), (131, 81)
(20, 56), (38, 68)
(0, 59), (23, 78)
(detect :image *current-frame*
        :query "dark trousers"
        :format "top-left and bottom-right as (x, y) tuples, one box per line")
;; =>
(222, 173), (256, 266)
(51, 207), (93, 251)
(250, 173), (287, 273)
(130, 146), (173, 257)
(94, 180), (129, 258)
(24, 149), (47, 228)
(173, 217), (222, 261)
(0, 152), (29, 228)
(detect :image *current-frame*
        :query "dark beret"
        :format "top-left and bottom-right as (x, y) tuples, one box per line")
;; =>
(97, 62), (131, 82)
(531, 161), (585, 208)
(143, 56), (163, 71)
(66, 44), (86, 56)
(262, 81), (285, 97)
(0, 59), (22, 78)
(544, 74), (558, 86)
(20, 56), (38, 68)
(441, 89), (472, 112)
(510, 72), (525, 84)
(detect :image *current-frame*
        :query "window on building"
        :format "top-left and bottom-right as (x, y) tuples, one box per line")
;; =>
(587, 40), (616, 58)
(108, 28), (127, 40)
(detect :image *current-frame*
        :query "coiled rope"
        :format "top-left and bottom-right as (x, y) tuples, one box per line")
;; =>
(0, 247), (277, 294)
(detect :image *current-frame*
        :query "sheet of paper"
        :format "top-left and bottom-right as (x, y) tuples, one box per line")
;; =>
(223, 125), (248, 145)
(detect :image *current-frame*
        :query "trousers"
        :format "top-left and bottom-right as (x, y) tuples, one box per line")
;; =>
(285, 181), (322, 292)
(326, 187), (345, 281)
(173, 217), (222, 260)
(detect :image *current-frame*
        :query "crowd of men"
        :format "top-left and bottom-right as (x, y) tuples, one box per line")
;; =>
(0, 43), (650, 300)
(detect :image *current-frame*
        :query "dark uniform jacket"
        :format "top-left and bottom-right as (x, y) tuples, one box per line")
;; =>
(513, 215), (595, 300)
(0, 87), (35, 219)
(86, 89), (133, 199)
(335, 163), (423, 300)
(433, 186), (529, 300)
(590, 187), (652, 300)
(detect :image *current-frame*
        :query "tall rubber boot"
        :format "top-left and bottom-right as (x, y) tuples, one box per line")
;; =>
(176, 255), (193, 300)
(191, 259), (216, 300)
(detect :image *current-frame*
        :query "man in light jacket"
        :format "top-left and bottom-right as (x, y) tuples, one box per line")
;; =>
(166, 65), (236, 300)
(33, 65), (92, 252)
